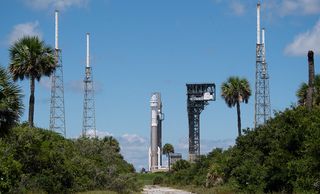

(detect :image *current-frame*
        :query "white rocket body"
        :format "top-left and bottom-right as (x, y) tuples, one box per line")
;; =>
(149, 93), (163, 172)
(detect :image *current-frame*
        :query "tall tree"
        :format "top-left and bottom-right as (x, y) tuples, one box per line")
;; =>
(163, 143), (174, 171)
(0, 65), (23, 135)
(221, 76), (251, 136)
(9, 36), (55, 127)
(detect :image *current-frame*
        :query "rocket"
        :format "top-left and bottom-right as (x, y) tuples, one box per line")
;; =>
(148, 93), (164, 172)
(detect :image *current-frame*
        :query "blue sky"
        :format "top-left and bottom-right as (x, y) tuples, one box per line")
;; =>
(1, 0), (320, 170)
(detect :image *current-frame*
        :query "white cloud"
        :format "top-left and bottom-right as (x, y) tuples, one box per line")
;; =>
(264, 0), (320, 16)
(8, 21), (42, 44)
(120, 133), (146, 144)
(82, 129), (113, 138)
(280, 0), (320, 16)
(118, 134), (148, 171)
(230, 1), (246, 16)
(24, 0), (89, 11)
(176, 137), (235, 155)
(285, 19), (320, 56)
(78, 130), (149, 170)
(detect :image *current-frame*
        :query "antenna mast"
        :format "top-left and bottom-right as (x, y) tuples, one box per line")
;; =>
(50, 10), (66, 137)
(254, 2), (271, 128)
(82, 33), (96, 137)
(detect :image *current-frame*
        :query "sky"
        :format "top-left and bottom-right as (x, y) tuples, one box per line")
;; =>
(1, 0), (320, 170)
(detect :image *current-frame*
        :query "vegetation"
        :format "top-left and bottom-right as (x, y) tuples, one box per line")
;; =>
(161, 106), (320, 193)
(162, 143), (174, 171)
(9, 36), (56, 127)
(297, 74), (320, 106)
(221, 76), (251, 136)
(0, 66), (23, 135)
(0, 125), (140, 194)
(136, 172), (165, 186)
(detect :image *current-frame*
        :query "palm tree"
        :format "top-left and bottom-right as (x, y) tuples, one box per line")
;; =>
(221, 76), (251, 136)
(0, 65), (23, 135)
(297, 83), (308, 106)
(297, 74), (320, 106)
(103, 136), (120, 153)
(9, 36), (55, 127)
(163, 143), (174, 171)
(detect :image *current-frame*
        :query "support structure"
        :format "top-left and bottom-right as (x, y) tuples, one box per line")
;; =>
(254, 2), (271, 128)
(186, 83), (215, 162)
(50, 10), (66, 137)
(149, 93), (164, 172)
(82, 33), (96, 137)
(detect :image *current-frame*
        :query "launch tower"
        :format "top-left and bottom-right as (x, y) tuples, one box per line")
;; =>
(186, 83), (215, 162)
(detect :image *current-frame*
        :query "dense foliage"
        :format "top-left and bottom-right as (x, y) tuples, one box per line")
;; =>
(296, 74), (320, 106)
(165, 106), (320, 193)
(0, 66), (23, 135)
(0, 125), (140, 193)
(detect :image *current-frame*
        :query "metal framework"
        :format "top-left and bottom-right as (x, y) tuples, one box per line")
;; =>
(82, 33), (96, 137)
(255, 3), (271, 128)
(50, 10), (66, 137)
(186, 83), (215, 162)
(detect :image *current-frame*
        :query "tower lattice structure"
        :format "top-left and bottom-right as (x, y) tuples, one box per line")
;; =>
(255, 2), (271, 128)
(186, 83), (215, 162)
(50, 10), (66, 137)
(82, 33), (96, 137)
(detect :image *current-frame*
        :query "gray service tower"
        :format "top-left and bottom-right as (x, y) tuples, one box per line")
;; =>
(148, 93), (164, 172)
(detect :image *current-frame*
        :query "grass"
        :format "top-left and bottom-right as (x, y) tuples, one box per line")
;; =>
(170, 185), (237, 194)
(76, 191), (117, 194)
(136, 172), (237, 194)
(136, 172), (166, 186)
(77, 191), (140, 194)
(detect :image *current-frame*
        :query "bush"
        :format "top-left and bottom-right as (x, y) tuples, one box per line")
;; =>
(171, 159), (191, 172)
(165, 106), (320, 193)
(153, 176), (164, 185)
(0, 125), (140, 193)
(226, 106), (320, 193)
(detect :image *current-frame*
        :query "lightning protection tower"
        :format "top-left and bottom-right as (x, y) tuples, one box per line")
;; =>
(186, 83), (215, 162)
(255, 2), (271, 128)
(82, 33), (96, 137)
(50, 10), (66, 137)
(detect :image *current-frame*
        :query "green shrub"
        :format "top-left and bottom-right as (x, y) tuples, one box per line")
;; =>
(0, 125), (140, 193)
(165, 106), (320, 193)
(152, 176), (164, 185)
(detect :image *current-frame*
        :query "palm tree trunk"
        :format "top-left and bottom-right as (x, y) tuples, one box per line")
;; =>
(307, 51), (315, 111)
(236, 101), (241, 136)
(29, 77), (35, 127)
(168, 153), (170, 171)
